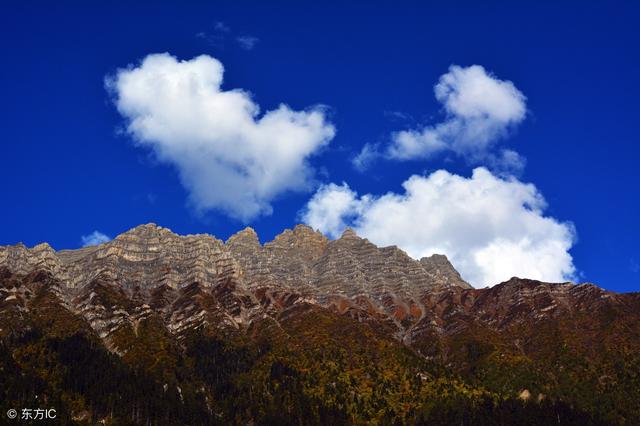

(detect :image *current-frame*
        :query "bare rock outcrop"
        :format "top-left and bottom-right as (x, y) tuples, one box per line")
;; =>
(3, 223), (620, 354)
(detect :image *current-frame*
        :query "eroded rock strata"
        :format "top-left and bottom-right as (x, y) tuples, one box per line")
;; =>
(1, 224), (639, 425)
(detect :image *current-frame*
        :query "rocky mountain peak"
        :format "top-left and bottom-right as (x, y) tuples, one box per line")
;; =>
(421, 253), (450, 265)
(0, 225), (476, 298)
(118, 223), (175, 239)
(264, 225), (328, 256)
(292, 223), (326, 239)
(32, 242), (55, 252)
(419, 254), (471, 289)
(340, 227), (359, 239)
(226, 227), (260, 247)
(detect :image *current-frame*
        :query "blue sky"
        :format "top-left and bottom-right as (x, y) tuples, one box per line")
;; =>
(1, 0), (638, 291)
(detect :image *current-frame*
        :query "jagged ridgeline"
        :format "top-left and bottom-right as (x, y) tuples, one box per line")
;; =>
(1, 224), (639, 425)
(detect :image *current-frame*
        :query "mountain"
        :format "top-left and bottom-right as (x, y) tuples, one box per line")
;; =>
(1, 224), (638, 425)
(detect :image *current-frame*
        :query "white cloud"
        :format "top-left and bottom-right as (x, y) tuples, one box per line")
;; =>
(485, 149), (527, 177)
(81, 231), (111, 247)
(352, 142), (381, 173)
(355, 65), (527, 172)
(236, 36), (259, 50)
(300, 182), (367, 238)
(301, 167), (575, 287)
(106, 53), (335, 221)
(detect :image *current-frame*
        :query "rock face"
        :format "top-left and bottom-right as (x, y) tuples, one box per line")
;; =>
(0, 223), (473, 344)
(2, 223), (469, 292)
(2, 223), (640, 424)
(3, 222), (638, 359)
(0, 223), (629, 345)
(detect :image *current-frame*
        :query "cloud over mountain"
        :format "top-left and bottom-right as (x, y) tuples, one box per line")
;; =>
(302, 167), (576, 287)
(81, 231), (111, 247)
(355, 65), (527, 173)
(107, 53), (335, 221)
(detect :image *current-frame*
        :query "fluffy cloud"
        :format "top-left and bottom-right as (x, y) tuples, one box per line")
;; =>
(107, 53), (335, 221)
(300, 182), (366, 238)
(81, 231), (111, 247)
(301, 167), (575, 287)
(355, 65), (527, 172)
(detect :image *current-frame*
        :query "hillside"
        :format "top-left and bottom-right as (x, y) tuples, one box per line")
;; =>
(1, 224), (638, 425)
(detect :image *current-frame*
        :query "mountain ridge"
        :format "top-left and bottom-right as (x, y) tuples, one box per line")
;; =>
(1, 223), (639, 424)
(0, 223), (626, 348)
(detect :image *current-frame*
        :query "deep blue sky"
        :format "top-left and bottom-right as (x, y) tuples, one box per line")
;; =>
(1, 0), (638, 291)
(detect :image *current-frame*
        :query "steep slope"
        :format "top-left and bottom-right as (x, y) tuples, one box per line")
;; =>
(1, 267), (607, 425)
(1, 224), (639, 424)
